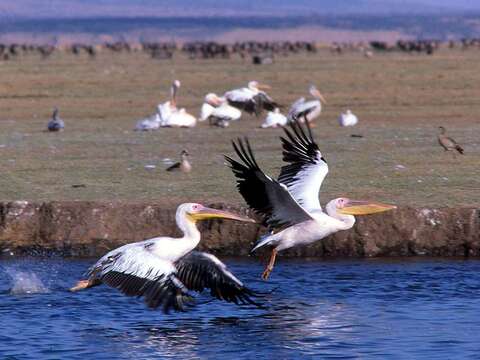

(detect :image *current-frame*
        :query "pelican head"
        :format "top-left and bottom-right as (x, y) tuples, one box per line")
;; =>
(333, 198), (396, 216)
(173, 80), (181, 88)
(248, 81), (271, 91)
(204, 93), (223, 106)
(309, 85), (327, 104)
(181, 203), (255, 223)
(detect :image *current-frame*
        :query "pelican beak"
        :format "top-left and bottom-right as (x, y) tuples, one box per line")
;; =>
(257, 83), (271, 90)
(189, 207), (256, 222)
(338, 200), (397, 215)
(312, 88), (327, 104)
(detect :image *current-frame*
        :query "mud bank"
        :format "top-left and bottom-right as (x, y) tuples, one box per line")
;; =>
(0, 201), (478, 258)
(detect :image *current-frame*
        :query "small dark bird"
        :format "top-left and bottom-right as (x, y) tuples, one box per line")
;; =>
(438, 126), (464, 155)
(47, 107), (65, 132)
(166, 150), (191, 173)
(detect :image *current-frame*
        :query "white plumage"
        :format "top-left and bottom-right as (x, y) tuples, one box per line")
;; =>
(287, 85), (326, 124)
(225, 120), (396, 280)
(338, 110), (358, 127)
(260, 108), (287, 128)
(200, 93), (242, 126)
(70, 203), (258, 312)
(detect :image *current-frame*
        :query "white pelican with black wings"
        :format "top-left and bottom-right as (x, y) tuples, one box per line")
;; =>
(70, 203), (258, 312)
(225, 120), (396, 280)
(224, 81), (279, 116)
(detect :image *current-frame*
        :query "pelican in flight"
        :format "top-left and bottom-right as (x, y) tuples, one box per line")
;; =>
(338, 109), (358, 127)
(438, 126), (464, 155)
(288, 85), (326, 125)
(47, 107), (64, 132)
(260, 108), (287, 128)
(200, 93), (242, 127)
(224, 81), (279, 116)
(225, 120), (396, 280)
(166, 149), (192, 173)
(160, 80), (196, 128)
(70, 203), (258, 312)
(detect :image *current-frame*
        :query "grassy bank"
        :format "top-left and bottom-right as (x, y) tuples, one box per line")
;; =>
(0, 49), (478, 206)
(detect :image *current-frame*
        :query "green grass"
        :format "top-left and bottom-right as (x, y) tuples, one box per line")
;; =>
(0, 49), (478, 206)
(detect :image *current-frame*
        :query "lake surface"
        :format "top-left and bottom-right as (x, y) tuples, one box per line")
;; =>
(1, 257), (480, 359)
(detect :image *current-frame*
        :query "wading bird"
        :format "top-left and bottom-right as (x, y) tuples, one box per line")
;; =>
(200, 93), (242, 127)
(224, 81), (278, 116)
(225, 120), (395, 280)
(260, 108), (287, 128)
(287, 85), (326, 125)
(166, 149), (192, 173)
(47, 108), (64, 132)
(70, 203), (258, 312)
(338, 109), (358, 127)
(438, 126), (464, 155)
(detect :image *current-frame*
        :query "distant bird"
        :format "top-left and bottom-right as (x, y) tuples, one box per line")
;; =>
(438, 126), (464, 155)
(70, 203), (258, 312)
(200, 93), (242, 127)
(287, 85), (326, 125)
(260, 108), (287, 128)
(225, 120), (396, 280)
(166, 150), (192, 173)
(338, 110), (358, 127)
(224, 81), (279, 116)
(47, 108), (64, 132)
(161, 80), (196, 128)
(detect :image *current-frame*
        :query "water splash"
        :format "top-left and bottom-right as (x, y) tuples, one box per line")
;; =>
(4, 268), (49, 295)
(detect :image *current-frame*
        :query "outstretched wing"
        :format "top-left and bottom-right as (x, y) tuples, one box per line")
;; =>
(278, 119), (328, 212)
(175, 251), (257, 305)
(88, 244), (192, 312)
(225, 137), (313, 230)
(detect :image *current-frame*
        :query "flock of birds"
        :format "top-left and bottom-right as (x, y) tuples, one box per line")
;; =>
(43, 78), (466, 313)
(69, 117), (398, 312)
(47, 79), (358, 133)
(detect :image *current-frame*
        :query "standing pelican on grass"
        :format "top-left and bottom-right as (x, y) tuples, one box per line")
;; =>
(200, 93), (242, 127)
(47, 108), (64, 132)
(70, 203), (258, 312)
(288, 85), (326, 125)
(225, 120), (396, 280)
(224, 81), (279, 116)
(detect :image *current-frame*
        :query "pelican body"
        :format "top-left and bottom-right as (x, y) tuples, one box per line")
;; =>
(225, 120), (395, 279)
(261, 108), (287, 128)
(338, 109), (358, 127)
(224, 81), (279, 116)
(200, 93), (242, 127)
(71, 203), (257, 312)
(160, 80), (197, 128)
(47, 108), (64, 132)
(288, 85), (326, 124)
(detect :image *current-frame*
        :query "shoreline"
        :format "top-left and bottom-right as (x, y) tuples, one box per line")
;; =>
(0, 201), (478, 258)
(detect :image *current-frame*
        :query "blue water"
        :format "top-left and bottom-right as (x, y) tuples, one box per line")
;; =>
(1, 257), (480, 359)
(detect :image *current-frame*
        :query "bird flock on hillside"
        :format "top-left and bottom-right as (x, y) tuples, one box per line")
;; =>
(40, 79), (464, 313)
